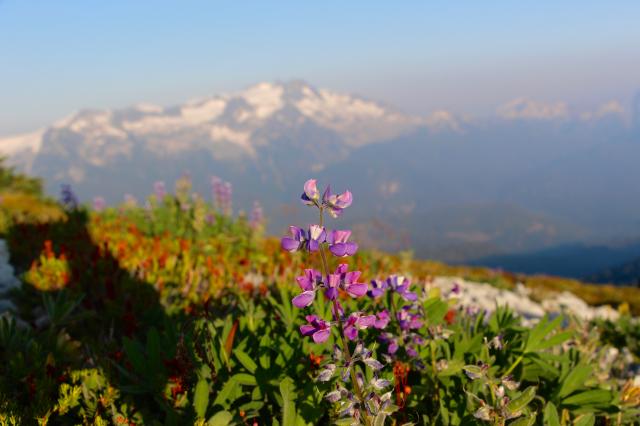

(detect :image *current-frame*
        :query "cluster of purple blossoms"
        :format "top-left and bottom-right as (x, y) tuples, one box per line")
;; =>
(368, 275), (417, 301)
(367, 274), (432, 364)
(93, 196), (106, 212)
(249, 200), (264, 229)
(211, 176), (233, 215)
(60, 184), (79, 211)
(154, 181), (167, 200)
(280, 179), (392, 422)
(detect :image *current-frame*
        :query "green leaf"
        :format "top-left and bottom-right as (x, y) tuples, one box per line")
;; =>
(194, 378), (209, 419)
(508, 414), (536, 426)
(573, 413), (595, 426)
(233, 373), (257, 386)
(562, 389), (612, 406)
(235, 349), (258, 374)
(122, 338), (146, 376)
(543, 402), (560, 426)
(525, 315), (563, 352)
(437, 359), (464, 378)
(279, 377), (297, 426)
(207, 410), (233, 426)
(373, 413), (387, 426)
(535, 330), (572, 351)
(505, 386), (537, 418)
(213, 378), (238, 407)
(557, 364), (592, 399)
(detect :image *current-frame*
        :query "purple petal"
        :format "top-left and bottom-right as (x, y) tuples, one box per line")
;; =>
(304, 179), (319, 200)
(296, 271), (317, 291)
(281, 237), (301, 252)
(368, 288), (385, 298)
(300, 325), (316, 336)
(329, 243), (347, 257)
(401, 291), (418, 302)
(345, 271), (362, 284)
(313, 329), (331, 343)
(330, 230), (351, 244)
(325, 287), (338, 301)
(345, 242), (358, 256)
(292, 291), (316, 308)
(344, 326), (358, 341)
(346, 283), (368, 298)
(357, 315), (376, 328)
(307, 239), (319, 252)
(335, 264), (349, 275)
(335, 191), (353, 209)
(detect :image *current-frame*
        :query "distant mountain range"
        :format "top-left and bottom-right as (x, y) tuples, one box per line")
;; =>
(2, 80), (640, 279)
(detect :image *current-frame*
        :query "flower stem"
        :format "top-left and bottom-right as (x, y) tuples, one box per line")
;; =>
(318, 208), (370, 425)
(503, 354), (523, 377)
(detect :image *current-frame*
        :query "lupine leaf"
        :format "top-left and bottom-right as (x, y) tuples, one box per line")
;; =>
(207, 411), (233, 426)
(505, 386), (537, 418)
(234, 349), (258, 374)
(543, 402), (561, 426)
(279, 377), (297, 426)
(562, 389), (612, 406)
(194, 378), (209, 418)
(233, 373), (257, 386)
(556, 364), (592, 399)
(573, 413), (596, 426)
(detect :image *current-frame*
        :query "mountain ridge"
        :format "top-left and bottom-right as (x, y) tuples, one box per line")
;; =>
(1, 81), (639, 278)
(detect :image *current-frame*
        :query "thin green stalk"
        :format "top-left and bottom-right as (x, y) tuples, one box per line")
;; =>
(503, 354), (524, 377)
(317, 207), (370, 425)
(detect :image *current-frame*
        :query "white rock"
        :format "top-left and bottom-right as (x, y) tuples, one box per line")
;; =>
(430, 276), (619, 322)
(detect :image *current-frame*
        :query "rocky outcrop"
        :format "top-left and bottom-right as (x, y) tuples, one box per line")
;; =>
(431, 277), (620, 322)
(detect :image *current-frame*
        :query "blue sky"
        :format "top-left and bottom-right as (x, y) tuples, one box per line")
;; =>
(1, 0), (639, 136)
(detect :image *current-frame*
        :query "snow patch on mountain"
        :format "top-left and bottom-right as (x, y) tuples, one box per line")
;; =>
(497, 98), (568, 120)
(0, 129), (44, 156)
(241, 82), (284, 119)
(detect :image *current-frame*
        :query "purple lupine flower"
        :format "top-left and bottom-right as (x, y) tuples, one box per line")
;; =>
(328, 230), (358, 257)
(292, 269), (322, 308)
(300, 315), (332, 343)
(368, 279), (388, 298)
(344, 313), (376, 341)
(374, 310), (390, 329)
(387, 275), (418, 302)
(322, 186), (353, 218)
(397, 306), (423, 331)
(211, 176), (222, 205)
(211, 176), (233, 215)
(249, 200), (264, 229)
(306, 224), (326, 252)
(379, 333), (399, 354)
(154, 181), (167, 199)
(281, 226), (305, 252)
(93, 196), (106, 212)
(450, 282), (461, 296)
(406, 346), (419, 358)
(301, 179), (320, 206)
(325, 273), (340, 301)
(330, 264), (367, 298)
(60, 184), (78, 210)
(221, 182), (233, 215)
(281, 225), (326, 253)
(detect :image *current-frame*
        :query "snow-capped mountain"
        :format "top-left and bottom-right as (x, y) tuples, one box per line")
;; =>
(1, 81), (639, 274)
(0, 81), (422, 175)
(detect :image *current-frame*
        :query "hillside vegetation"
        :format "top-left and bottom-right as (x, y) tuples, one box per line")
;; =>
(0, 172), (638, 425)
